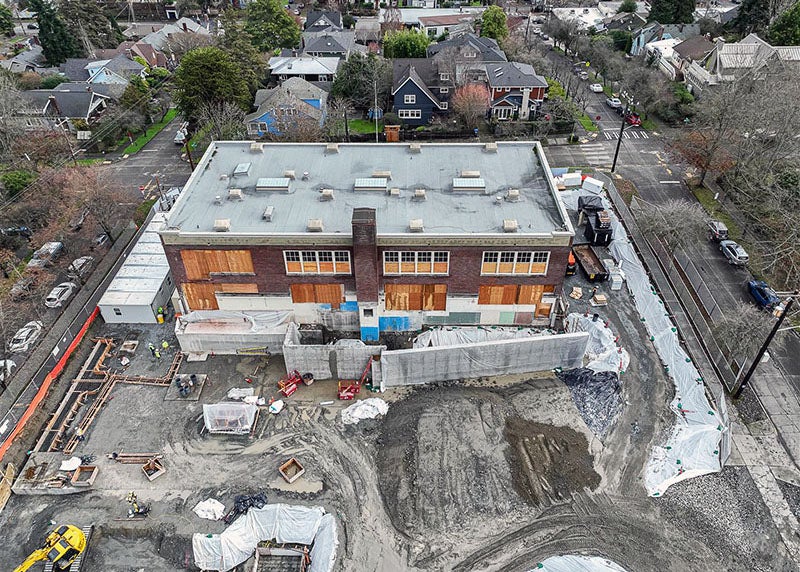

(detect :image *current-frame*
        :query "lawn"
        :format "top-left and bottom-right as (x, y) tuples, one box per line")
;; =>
(75, 158), (105, 166)
(349, 119), (382, 134)
(577, 114), (598, 132)
(641, 118), (657, 131)
(122, 109), (179, 155)
(689, 183), (741, 240)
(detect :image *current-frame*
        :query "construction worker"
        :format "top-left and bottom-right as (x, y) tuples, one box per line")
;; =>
(157, 306), (164, 316)
(161, 340), (169, 351)
(154, 348), (161, 360)
(148, 343), (156, 357)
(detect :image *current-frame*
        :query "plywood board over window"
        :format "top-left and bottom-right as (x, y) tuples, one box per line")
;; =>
(182, 283), (259, 310)
(181, 249), (255, 280)
(290, 283), (345, 309)
(385, 284), (446, 311)
(478, 284), (555, 306)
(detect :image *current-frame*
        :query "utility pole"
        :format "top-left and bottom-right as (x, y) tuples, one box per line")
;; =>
(373, 77), (379, 143)
(60, 126), (78, 167)
(610, 102), (629, 173)
(184, 140), (195, 170)
(732, 296), (796, 399)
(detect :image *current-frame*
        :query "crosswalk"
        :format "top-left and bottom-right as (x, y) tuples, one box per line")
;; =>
(581, 143), (613, 166)
(603, 129), (650, 141)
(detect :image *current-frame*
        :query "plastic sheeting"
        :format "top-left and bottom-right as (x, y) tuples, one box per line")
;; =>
(203, 403), (258, 435)
(341, 398), (389, 425)
(192, 503), (338, 572)
(559, 187), (724, 497)
(283, 323), (385, 380)
(178, 310), (291, 331)
(534, 554), (628, 571)
(194, 498), (226, 520)
(413, 326), (554, 348)
(565, 313), (630, 374)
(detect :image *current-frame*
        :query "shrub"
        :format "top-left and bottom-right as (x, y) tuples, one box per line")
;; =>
(1, 170), (36, 196)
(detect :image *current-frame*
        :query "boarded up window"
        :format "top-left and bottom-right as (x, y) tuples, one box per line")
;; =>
(183, 283), (219, 310)
(517, 285), (544, 305)
(217, 283), (259, 294)
(385, 284), (446, 311)
(478, 285), (519, 305)
(181, 250), (254, 280)
(290, 283), (345, 309)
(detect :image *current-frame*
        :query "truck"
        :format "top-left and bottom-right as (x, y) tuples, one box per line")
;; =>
(572, 244), (608, 282)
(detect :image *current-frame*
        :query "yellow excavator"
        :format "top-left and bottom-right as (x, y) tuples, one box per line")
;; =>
(14, 525), (87, 572)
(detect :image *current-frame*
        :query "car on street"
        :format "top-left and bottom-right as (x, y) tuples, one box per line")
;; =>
(27, 23), (38, 30)
(707, 220), (729, 242)
(624, 112), (642, 126)
(1, 226), (31, 238)
(67, 256), (94, 281)
(578, 71), (589, 80)
(91, 232), (110, 250)
(719, 240), (749, 265)
(9, 321), (43, 353)
(589, 83), (603, 93)
(0, 360), (16, 385)
(27, 241), (64, 269)
(45, 282), (78, 308)
(606, 97), (622, 108)
(747, 280), (783, 312)
(540, 34), (550, 40)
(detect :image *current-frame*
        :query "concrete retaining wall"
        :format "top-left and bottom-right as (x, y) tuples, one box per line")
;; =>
(380, 332), (589, 388)
(282, 323), (385, 380)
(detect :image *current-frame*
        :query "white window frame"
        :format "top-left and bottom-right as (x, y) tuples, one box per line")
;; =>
(404, 94), (416, 104)
(439, 73), (450, 81)
(284, 250), (352, 274)
(398, 109), (422, 119)
(481, 251), (550, 275)
(383, 251), (450, 275)
(440, 87), (449, 94)
(440, 102), (448, 110)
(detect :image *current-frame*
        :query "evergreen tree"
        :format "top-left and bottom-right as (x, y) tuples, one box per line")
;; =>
(383, 29), (430, 59)
(245, 0), (301, 52)
(617, 0), (637, 14)
(649, 0), (695, 24)
(0, 3), (14, 37)
(768, 2), (800, 45)
(28, 0), (80, 65)
(173, 47), (251, 123)
(218, 9), (265, 90)
(731, 0), (771, 35)
(480, 6), (508, 41)
(59, 0), (124, 51)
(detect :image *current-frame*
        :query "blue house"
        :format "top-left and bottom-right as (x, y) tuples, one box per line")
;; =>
(245, 77), (327, 137)
(391, 59), (449, 126)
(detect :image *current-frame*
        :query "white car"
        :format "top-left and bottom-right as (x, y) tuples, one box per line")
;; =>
(0, 360), (16, 385)
(606, 97), (622, 108)
(45, 282), (78, 308)
(589, 83), (603, 93)
(9, 321), (43, 353)
(67, 256), (94, 280)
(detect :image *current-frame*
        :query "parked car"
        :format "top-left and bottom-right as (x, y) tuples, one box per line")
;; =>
(540, 34), (550, 40)
(27, 23), (38, 30)
(27, 241), (64, 269)
(174, 122), (189, 145)
(624, 112), (642, 126)
(69, 207), (90, 232)
(589, 83), (603, 93)
(9, 276), (35, 301)
(1, 226), (32, 238)
(45, 282), (78, 308)
(91, 232), (110, 250)
(606, 97), (622, 108)
(67, 256), (94, 280)
(578, 71), (589, 80)
(719, 240), (749, 265)
(747, 280), (783, 312)
(707, 220), (729, 242)
(9, 321), (43, 353)
(0, 360), (16, 385)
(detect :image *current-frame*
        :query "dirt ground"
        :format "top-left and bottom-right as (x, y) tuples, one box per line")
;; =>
(0, 279), (796, 571)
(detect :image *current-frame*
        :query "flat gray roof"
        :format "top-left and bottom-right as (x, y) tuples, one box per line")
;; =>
(165, 142), (573, 238)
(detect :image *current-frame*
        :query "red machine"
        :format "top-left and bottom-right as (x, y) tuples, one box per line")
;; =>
(278, 370), (303, 397)
(337, 358), (373, 400)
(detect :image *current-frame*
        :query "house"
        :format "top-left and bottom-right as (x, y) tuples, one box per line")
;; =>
(644, 38), (684, 78)
(418, 13), (478, 39)
(268, 55), (341, 84)
(427, 33), (507, 84)
(391, 59), (449, 125)
(60, 53), (146, 85)
(603, 11), (647, 33)
(159, 141), (574, 344)
(302, 31), (366, 58)
(693, 2), (739, 24)
(19, 84), (113, 131)
(685, 34), (800, 97)
(304, 10), (343, 32)
(669, 35), (715, 80)
(551, 7), (606, 32)
(487, 62), (547, 121)
(597, 1), (650, 17)
(381, 8), (485, 29)
(630, 22), (662, 56)
(355, 17), (382, 46)
(245, 77), (328, 137)
(138, 17), (210, 53)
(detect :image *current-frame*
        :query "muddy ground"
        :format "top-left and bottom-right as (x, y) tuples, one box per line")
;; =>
(0, 282), (795, 571)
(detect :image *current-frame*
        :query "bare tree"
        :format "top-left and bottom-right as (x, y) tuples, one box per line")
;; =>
(164, 32), (216, 60)
(712, 301), (774, 361)
(381, 6), (402, 35)
(0, 73), (33, 160)
(633, 198), (707, 250)
(325, 97), (356, 140)
(451, 83), (489, 129)
(197, 101), (247, 141)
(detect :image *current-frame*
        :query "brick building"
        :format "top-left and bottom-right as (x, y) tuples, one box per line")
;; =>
(160, 141), (575, 341)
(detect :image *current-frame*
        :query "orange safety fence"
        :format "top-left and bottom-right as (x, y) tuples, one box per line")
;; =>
(0, 306), (100, 463)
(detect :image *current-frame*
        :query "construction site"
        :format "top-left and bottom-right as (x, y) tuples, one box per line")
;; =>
(0, 175), (798, 571)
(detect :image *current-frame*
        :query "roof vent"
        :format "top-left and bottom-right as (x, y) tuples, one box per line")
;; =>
(372, 170), (392, 180)
(233, 162), (251, 177)
(256, 177), (291, 192)
(409, 219), (424, 232)
(453, 177), (486, 192)
(307, 218), (324, 232)
(484, 142), (498, 152)
(301, 171), (309, 180)
(409, 142), (422, 153)
(354, 178), (388, 191)
(320, 188), (334, 201)
(495, 195), (503, 205)
(388, 188), (401, 196)
(249, 142), (264, 153)
(263, 206), (274, 221)
(460, 170), (481, 178)
(283, 170), (296, 180)
(506, 189), (520, 202)
(228, 188), (244, 201)
(214, 219), (231, 232)
(214, 195), (223, 205)
(413, 188), (427, 200)
(219, 174), (229, 181)
(503, 219), (518, 233)
(326, 143), (339, 154)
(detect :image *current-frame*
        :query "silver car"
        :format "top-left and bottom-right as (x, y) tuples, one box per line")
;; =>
(45, 282), (78, 308)
(9, 321), (43, 353)
(67, 256), (94, 280)
(720, 240), (749, 266)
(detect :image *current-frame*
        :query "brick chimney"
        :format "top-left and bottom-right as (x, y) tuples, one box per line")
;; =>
(351, 208), (378, 303)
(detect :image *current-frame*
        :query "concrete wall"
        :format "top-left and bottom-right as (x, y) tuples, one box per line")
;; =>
(282, 323), (385, 380)
(176, 329), (287, 355)
(380, 331), (589, 388)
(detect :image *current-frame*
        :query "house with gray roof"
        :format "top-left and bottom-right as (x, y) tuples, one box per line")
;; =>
(391, 59), (450, 126)
(269, 55), (341, 85)
(304, 11), (343, 32)
(427, 33), (507, 84)
(487, 62), (547, 121)
(245, 77), (328, 138)
(302, 31), (366, 59)
(19, 84), (112, 131)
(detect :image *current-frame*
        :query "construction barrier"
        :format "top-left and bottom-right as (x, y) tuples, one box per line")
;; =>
(0, 307), (100, 463)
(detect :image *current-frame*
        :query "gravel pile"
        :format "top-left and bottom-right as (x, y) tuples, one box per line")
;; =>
(658, 467), (787, 572)
(557, 368), (622, 439)
(733, 384), (767, 424)
(776, 478), (800, 520)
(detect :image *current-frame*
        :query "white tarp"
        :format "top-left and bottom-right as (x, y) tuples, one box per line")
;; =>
(565, 313), (630, 374)
(559, 186), (724, 497)
(203, 403), (258, 435)
(413, 326), (553, 348)
(192, 503), (338, 572)
(341, 398), (389, 425)
(193, 498), (226, 520)
(534, 554), (628, 571)
(179, 310), (291, 331)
